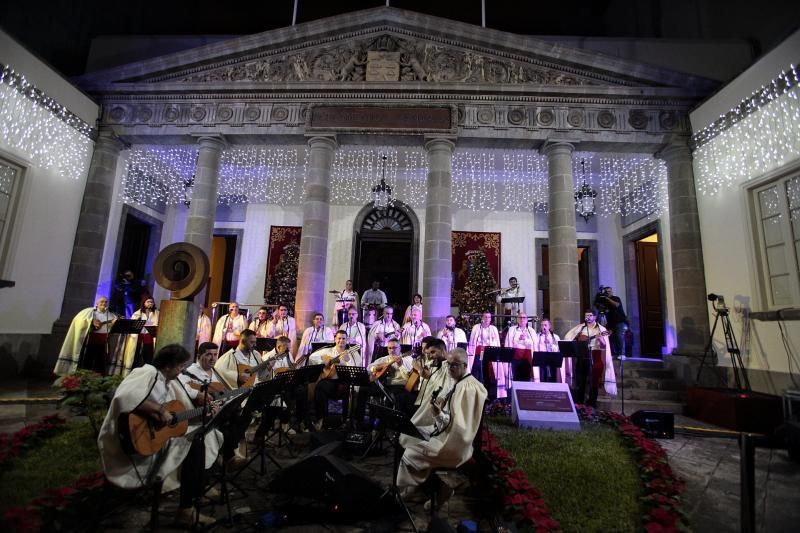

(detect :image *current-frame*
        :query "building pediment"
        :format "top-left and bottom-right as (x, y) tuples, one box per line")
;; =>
(77, 7), (716, 93)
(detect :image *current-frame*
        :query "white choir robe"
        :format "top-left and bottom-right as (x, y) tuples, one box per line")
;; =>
(266, 317), (297, 354)
(467, 324), (502, 397)
(414, 361), (450, 408)
(115, 309), (159, 377)
(437, 327), (467, 353)
(54, 307), (94, 376)
(97, 364), (223, 491)
(398, 373), (487, 487)
(532, 332), (564, 383)
(402, 303), (423, 325)
(249, 318), (271, 338)
(400, 321), (432, 347)
(297, 326), (335, 357)
(365, 319), (401, 363)
(213, 348), (262, 391)
(212, 314), (248, 346)
(504, 325), (537, 381)
(340, 321), (367, 366)
(177, 362), (221, 400)
(563, 323), (617, 396)
(196, 314), (212, 344)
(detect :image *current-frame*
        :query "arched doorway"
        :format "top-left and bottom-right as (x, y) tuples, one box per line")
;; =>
(352, 203), (419, 314)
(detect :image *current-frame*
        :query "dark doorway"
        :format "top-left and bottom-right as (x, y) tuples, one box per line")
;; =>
(353, 206), (416, 314)
(635, 234), (664, 356)
(540, 245), (592, 319)
(117, 214), (151, 283)
(207, 234), (237, 306)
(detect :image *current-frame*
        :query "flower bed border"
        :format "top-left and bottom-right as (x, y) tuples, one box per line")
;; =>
(0, 414), (66, 469)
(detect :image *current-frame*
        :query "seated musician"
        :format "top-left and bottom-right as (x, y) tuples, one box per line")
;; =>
(55, 296), (118, 376)
(340, 307), (367, 363)
(365, 306), (401, 363)
(533, 318), (564, 383)
(413, 337), (449, 410)
(437, 315), (467, 352)
(398, 348), (487, 510)
(400, 308), (432, 348)
(563, 309), (617, 406)
(466, 311), (500, 398)
(98, 344), (224, 527)
(214, 329), (261, 389)
(357, 338), (417, 423)
(178, 342), (222, 406)
(212, 302), (247, 352)
(249, 306), (272, 338)
(297, 313), (335, 358)
(267, 305), (297, 353)
(309, 330), (361, 430)
(504, 312), (536, 381)
(253, 335), (300, 436)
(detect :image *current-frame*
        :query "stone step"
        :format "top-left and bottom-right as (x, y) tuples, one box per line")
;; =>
(622, 388), (684, 402)
(624, 367), (675, 379)
(596, 398), (685, 415)
(622, 377), (686, 391)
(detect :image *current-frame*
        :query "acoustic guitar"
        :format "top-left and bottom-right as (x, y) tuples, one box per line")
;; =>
(318, 345), (361, 381)
(273, 354), (307, 376)
(188, 380), (227, 399)
(119, 388), (246, 456)
(237, 351), (285, 388)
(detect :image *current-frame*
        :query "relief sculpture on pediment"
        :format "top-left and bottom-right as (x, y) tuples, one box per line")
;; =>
(178, 34), (594, 85)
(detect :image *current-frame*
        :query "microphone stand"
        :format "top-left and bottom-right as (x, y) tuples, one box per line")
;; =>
(193, 380), (212, 529)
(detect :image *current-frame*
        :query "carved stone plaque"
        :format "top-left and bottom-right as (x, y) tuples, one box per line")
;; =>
(309, 106), (452, 131)
(366, 51), (400, 82)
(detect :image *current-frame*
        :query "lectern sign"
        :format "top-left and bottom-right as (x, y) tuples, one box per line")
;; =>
(516, 389), (573, 412)
(511, 381), (580, 431)
(366, 51), (400, 81)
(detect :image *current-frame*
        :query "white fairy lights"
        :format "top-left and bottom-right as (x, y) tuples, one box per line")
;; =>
(694, 68), (800, 196)
(120, 145), (667, 216)
(0, 65), (93, 179)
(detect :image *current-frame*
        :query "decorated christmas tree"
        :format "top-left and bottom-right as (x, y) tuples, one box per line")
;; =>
(267, 243), (299, 314)
(458, 250), (497, 323)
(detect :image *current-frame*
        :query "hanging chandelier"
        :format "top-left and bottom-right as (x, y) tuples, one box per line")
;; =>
(371, 154), (393, 209)
(574, 158), (597, 222)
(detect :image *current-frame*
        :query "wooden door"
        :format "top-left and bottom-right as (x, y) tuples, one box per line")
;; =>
(635, 240), (664, 356)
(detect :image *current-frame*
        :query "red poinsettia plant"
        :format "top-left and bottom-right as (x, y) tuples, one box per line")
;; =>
(0, 414), (66, 470)
(577, 405), (688, 532)
(479, 427), (562, 532)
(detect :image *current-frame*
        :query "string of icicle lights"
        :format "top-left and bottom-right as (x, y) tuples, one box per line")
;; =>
(694, 68), (800, 196)
(121, 145), (668, 215)
(0, 66), (93, 179)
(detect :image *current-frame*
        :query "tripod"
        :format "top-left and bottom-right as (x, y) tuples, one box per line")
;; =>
(697, 297), (751, 391)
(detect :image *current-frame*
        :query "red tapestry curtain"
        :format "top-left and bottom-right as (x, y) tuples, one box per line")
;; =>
(263, 225), (302, 301)
(451, 231), (501, 304)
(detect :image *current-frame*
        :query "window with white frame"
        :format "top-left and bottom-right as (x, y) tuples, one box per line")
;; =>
(752, 173), (800, 307)
(0, 158), (23, 274)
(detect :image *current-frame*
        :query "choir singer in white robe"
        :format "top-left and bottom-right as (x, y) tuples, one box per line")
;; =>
(398, 348), (486, 508)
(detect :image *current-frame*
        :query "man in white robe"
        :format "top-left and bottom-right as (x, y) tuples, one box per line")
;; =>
(266, 305), (297, 354)
(114, 297), (159, 376)
(196, 305), (212, 345)
(467, 312), (501, 398)
(178, 342), (221, 405)
(400, 308), (432, 349)
(97, 344), (223, 527)
(496, 276), (525, 316)
(297, 313), (336, 358)
(562, 309), (617, 406)
(54, 297), (118, 376)
(413, 338), (450, 410)
(437, 315), (467, 353)
(309, 331), (361, 429)
(398, 348), (487, 509)
(339, 307), (367, 365)
(214, 329), (261, 390)
(249, 306), (272, 338)
(361, 280), (388, 309)
(504, 312), (537, 382)
(365, 306), (401, 363)
(212, 302), (248, 352)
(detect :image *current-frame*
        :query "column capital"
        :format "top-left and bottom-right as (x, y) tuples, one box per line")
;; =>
(94, 126), (127, 152)
(305, 134), (338, 151)
(191, 133), (227, 151)
(655, 141), (692, 164)
(541, 139), (576, 157)
(423, 135), (457, 153)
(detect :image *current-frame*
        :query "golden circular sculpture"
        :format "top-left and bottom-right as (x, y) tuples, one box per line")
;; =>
(153, 242), (209, 300)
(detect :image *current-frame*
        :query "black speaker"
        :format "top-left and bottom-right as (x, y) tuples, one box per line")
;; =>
(270, 442), (384, 513)
(631, 410), (674, 439)
(787, 421), (800, 463)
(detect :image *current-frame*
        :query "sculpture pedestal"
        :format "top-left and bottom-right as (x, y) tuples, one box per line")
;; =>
(156, 300), (197, 353)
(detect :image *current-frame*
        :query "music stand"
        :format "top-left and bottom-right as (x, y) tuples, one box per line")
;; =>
(311, 341), (335, 353)
(255, 337), (276, 353)
(335, 366), (370, 427)
(234, 378), (285, 477)
(532, 351), (564, 383)
(368, 402), (428, 533)
(144, 325), (158, 337)
(109, 319), (146, 336)
(483, 346), (517, 394)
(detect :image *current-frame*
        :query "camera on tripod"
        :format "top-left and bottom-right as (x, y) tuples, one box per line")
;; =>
(594, 286), (610, 312)
(707, 293), (728, 313)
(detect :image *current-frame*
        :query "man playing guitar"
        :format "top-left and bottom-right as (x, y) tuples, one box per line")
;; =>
(309, 331), (361, 430)
(178, 341), (223, 406)
(563, 309), (617, 406)
(213, 329), (261, 390)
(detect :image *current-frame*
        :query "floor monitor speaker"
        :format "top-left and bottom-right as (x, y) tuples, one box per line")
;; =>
(631, 410), (674, 439)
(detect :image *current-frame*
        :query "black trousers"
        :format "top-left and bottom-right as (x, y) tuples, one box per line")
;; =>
(179, 436), (205, 508)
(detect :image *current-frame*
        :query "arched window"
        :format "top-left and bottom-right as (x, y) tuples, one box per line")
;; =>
(360, 206), (413, 232)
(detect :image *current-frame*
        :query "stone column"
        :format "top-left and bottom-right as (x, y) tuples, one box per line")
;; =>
(295, 135), (336, 332)
(657, 142), (710, 354)
(184, 135), (226, 256)
(423, 137), (456, 331)
(58, 127), (126, 321)
(543, 141), (580, 335)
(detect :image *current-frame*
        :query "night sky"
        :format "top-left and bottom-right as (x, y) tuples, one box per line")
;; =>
(1, 0), (798, 77)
